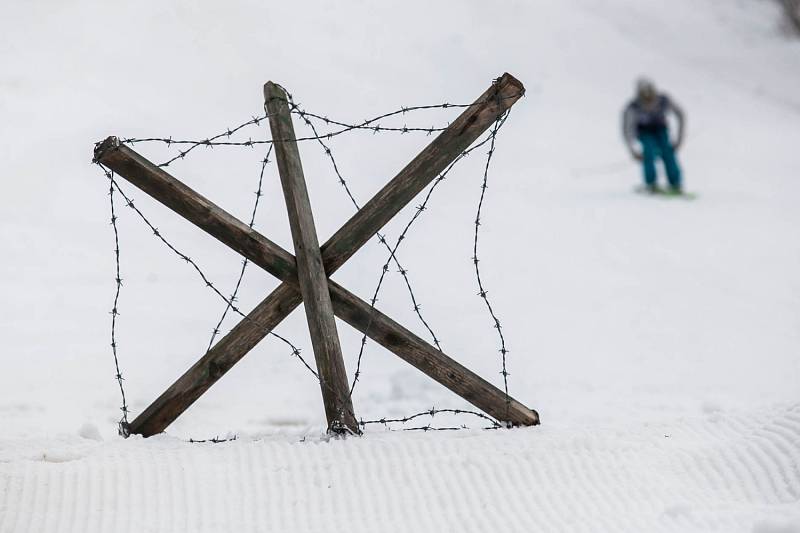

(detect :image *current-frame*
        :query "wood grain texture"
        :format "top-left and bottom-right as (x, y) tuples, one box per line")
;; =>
(265, 82), (358, 434)
(95, 73), (535, 436)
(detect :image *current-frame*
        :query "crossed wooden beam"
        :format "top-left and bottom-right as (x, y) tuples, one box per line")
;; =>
(94, 73), (539, 437)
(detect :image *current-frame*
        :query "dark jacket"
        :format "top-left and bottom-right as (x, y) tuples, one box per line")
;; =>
(622, 93), (685, 150)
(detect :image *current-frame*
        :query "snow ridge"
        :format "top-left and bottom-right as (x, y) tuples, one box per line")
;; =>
(2, 405), (798, 533)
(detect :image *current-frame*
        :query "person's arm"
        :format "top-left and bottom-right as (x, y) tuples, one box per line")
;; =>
(622, 104), (642, 161)
(668, 97), (686, 151)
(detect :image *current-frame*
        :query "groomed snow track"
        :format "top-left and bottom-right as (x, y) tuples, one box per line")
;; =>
(2, 405), (798, 533)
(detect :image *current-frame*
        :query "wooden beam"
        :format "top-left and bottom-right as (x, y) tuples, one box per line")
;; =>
(94, 137), (297, 282)
(96, 73), (532, 436)
(265, 81), (357, 434)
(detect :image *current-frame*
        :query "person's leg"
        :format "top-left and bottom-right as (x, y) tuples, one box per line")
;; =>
(638, 133), (658, 189)
(657, 128), (682, 191)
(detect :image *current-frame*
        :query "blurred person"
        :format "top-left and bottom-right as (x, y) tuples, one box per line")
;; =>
(622, 78), (686, 194)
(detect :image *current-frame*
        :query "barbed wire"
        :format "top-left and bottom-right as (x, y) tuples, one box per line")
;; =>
(359, 408), (501, 431)
(472, 114), (512, 419)
(118, 91), (524, 169)
(127, 114), (269, 168)
(99, 84), (521, 436)
(187, 435), (238, 444)
(205, 144), (274, 352)
(191, 408), (497, 442)
(107, 174), (130, 437)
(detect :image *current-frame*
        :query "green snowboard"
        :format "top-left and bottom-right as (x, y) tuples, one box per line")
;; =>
(634, 185), (697, 200)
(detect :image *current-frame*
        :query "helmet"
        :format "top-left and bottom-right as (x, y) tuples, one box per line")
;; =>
(636, 77), (657, 99)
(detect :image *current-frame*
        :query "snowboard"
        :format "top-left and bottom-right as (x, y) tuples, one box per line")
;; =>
(634, 185), (697, 200)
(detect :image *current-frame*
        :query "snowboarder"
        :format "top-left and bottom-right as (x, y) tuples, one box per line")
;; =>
(622, 78), (686, 194)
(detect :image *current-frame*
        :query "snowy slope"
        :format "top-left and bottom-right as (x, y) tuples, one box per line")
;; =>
(2, 406), (800, 533)
(1, 0), (799, 531)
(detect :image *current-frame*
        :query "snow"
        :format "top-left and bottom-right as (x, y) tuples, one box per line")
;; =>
(1, 0), (799, 531)
(3, 408), (800, 532)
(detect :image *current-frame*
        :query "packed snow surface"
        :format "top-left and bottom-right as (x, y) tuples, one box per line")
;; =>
(1, 0), (799, 531)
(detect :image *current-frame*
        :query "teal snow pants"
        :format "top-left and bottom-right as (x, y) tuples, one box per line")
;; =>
(638, 127), (682, 189)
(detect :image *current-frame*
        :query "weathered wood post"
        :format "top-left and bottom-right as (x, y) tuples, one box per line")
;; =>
(264, 82), (358, 434)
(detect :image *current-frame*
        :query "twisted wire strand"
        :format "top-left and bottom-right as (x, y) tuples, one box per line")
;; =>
(128, 114), (268, 168)
(119, 92), (524, 168)
(107, 173), (130, 436)
(472, 113), (512, 419)
(205, 144), (274, 352)
(359, 408), (501, 430)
